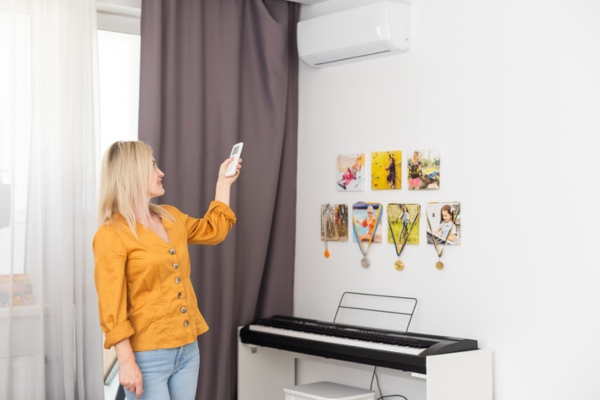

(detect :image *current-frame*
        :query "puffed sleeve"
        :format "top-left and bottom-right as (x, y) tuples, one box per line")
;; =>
(93, 224), (135, 349)
(166, 201), (236, 245)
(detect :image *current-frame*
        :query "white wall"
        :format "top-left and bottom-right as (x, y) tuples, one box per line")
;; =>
(294, 0), (600, 399)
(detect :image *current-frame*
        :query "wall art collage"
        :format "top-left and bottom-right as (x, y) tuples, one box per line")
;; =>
(336, 149), (440, 192)
(323, 149), (459, 270)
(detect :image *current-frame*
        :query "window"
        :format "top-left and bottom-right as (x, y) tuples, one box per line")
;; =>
(97, 0), (141, 158)
(0, 9), (31, 276)
(98, 29), (141, 157)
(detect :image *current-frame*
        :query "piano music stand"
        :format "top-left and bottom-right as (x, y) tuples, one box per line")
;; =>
(333, 292), (417, 332)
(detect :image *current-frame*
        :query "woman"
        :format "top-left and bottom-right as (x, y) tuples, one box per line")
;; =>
(93, 141), (241, 399)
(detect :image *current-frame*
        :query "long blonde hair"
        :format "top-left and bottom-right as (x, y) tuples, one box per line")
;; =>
(98, 141), (173, 237)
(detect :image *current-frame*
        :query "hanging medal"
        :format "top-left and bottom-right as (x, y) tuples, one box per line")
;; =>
(387, 204), (420, 271)
(352, 202), (383, 268)
(321, 203), (349, 258)
(426, 202), (461, 269)
(321, 204), (333, 258)
(324, 240), (330, 258)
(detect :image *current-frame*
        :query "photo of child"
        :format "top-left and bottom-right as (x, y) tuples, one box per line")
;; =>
(321, 203), (348, 241)
(426, 202), (460, 245)
(352, 202), (382, 243)
(408, 149), (440, 190)
(336, 153), (365, 191)
(387, 203), (420, 245)
(371, 150), (401, 190)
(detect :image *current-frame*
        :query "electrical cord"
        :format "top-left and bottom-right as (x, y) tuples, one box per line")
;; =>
(370, 366), (408, 400)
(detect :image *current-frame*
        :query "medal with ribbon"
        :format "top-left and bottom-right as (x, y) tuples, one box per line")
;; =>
(352, 202), (382, 268)
(321, 203), (349, 258)
(426, 202), (460, 269)
(387, 203), (420, 271)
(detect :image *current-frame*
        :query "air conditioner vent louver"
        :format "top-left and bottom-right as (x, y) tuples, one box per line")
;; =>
(315, 49), (391, 66)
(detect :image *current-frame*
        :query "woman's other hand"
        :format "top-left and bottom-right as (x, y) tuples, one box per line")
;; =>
(115, 339), (144, 399)
(119, 354), (143, 398)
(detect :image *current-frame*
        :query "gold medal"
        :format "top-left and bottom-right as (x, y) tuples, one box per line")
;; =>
(361, 257), (370, 268)
(426, 202), (460, 271)
(387, 204), (420, 273)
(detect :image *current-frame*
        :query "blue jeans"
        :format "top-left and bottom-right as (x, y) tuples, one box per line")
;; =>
(124, 341), (200, 400)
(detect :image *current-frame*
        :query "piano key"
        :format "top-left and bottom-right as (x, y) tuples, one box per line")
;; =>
(249, 324), (424, 355)
(240, 315), (479, 374)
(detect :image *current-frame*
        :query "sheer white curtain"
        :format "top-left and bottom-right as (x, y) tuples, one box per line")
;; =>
(0, 0), (103, 399)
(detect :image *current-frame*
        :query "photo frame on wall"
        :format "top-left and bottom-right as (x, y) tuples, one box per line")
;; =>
(336, 153), (365, 191)
(352, 202), (383, 268)
(426, 202), (461, 245)
(352, 202), (382, 243)
(320, 203), (348, 242)
(387, 203), (421, 271)
(387, 203), (420, 245)
(371, 150), (401, 190)
(426, 201), (460, 270)
(407, 149), (440, 190)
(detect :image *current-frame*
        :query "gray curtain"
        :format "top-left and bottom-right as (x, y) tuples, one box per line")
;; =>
(138, 0), (299, 399)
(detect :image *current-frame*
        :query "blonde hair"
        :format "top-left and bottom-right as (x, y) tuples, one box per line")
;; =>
(98, 141), (173, 237)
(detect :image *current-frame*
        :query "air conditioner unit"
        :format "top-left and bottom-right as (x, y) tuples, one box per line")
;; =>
(297, 1), (411, 68)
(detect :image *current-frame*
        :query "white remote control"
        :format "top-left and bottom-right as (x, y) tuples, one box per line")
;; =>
(225, 142), (243, 177)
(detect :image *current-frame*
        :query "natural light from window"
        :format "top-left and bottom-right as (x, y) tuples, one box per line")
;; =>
(98, 29), (140, 165)
(0, 10), (31, 276)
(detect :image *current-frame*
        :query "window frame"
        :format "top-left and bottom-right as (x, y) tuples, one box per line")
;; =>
(96, 0), (141, 35)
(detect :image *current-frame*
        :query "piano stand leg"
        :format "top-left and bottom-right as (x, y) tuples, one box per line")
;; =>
(238, 341), (295, 400)
(426, 349), (493, 400)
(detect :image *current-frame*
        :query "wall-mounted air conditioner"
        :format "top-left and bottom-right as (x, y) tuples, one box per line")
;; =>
(297, 1), (411, 68)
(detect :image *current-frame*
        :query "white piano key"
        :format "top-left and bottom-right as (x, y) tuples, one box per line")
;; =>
(248, 325), (424, 356)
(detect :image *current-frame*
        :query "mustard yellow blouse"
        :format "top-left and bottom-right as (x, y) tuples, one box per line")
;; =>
(93, 201), (236, 351)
